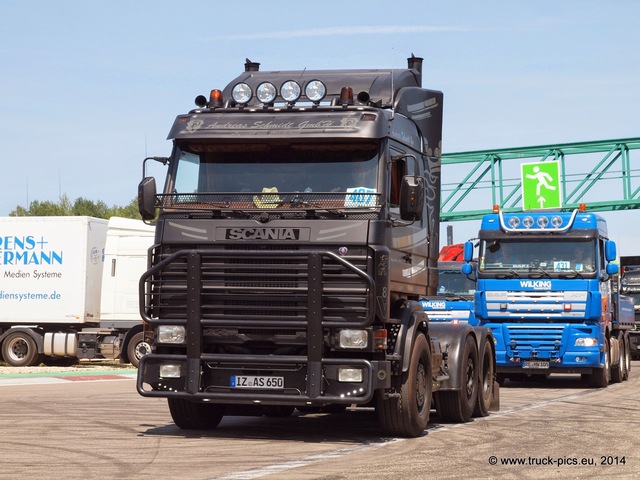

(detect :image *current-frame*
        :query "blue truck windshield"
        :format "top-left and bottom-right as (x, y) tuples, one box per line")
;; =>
(478, 238), (597, 277)
(438, 269), (476, 296)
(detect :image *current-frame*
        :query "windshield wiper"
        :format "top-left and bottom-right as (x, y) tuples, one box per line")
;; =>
(495, 269), (521, 279)
(558, 269), (584, 279)
(528, 268), (551, 278)
(443, 294), (472, 301)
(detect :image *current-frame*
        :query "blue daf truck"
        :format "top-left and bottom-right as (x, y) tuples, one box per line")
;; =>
(462, 206), (634, 387)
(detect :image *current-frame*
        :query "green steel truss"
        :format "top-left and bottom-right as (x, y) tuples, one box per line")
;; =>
(440, 137), (640, 221)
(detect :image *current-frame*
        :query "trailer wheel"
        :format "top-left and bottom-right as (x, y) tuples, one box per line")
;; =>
(434, 335), (478, 423)
(127, 332), (151, 368)
(376, 333), (431, 437)
(586, 338), (610, 388)
(168, 398), (224, 430)
(621, 333), (631, 381)
(473, 337), (494, 417)
(2, 331), (42, 367)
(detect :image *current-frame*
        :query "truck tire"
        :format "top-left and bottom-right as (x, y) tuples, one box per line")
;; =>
(376, 333), (431, 437)
(2, 331), (42, 367)
(168, 398), (224, 430)
(611, 335), (623, 384)
(586, 338), (610, 388)
(127, 332), (151, 368)
(621, 333), (631, 381)
(434, 335), (478, 423)
(474, 337), (494, 417)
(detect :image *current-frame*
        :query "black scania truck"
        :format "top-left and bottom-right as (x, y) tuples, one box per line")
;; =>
(136, 56), (498, 437)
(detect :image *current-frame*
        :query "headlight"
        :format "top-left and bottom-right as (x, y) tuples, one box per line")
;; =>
(574, 337), (598, 347)
(157, 325), (186, 344)
(339, 329), (368, 349)
(231, 82), (252, 104)
(305, 80), (326, 102)
(338, 367), (363, 382)
(280, 80), (301, 103)
(256, 82), (277, 104)
(159, 364), (182, 378)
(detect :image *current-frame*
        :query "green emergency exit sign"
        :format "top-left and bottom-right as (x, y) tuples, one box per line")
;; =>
(521, 161), (561, 210)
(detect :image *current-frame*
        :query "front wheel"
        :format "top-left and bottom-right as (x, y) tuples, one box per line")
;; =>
(2, 331), (42, 367)
(586, 338), (610, 388)
(377, 333), (432, 437)
(127, 332), (151, 368)
(168, 398), (224, 430)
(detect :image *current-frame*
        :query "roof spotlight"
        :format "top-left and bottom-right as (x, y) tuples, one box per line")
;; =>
(305, 80), (327, 103)
(256, 82), (277, 104)
(281, 80), (301, 103)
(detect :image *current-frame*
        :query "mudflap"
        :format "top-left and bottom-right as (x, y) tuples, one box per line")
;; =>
(490, 380), (500, 411)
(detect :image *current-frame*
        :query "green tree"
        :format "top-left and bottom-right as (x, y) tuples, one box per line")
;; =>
(9, 195), (141, 220)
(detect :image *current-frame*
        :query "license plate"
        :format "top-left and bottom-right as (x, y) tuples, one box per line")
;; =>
(523, 360), (549, 369)
(230, 375), (284, 389)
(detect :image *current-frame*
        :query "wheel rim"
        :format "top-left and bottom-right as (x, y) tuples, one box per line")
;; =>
(7, 337), (28, 362)
(134, 341), (152, 361)
(465, 357), (475, 398)
(415, 362), (427, 409)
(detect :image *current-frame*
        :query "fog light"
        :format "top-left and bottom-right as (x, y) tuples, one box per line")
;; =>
(338, 368), (363, 382)
(575, 356), (587, 362)
(339, 329), (368, 349)
(574, 337), (598, 347)
(157, 325), (186, 344)
(159, 364), (182, 378)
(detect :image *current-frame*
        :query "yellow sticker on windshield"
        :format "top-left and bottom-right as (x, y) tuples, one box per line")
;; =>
(253, 187), (281, 209)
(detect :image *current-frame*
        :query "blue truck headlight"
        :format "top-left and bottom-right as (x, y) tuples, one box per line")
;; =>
(157, 325), (186, 344)
(574, 337), (598, 347)
(339, 329), (368, 349)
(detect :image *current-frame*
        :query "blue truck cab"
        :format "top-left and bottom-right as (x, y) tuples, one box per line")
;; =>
(464, 207), (634, 387)
(420, 260), (477, 325)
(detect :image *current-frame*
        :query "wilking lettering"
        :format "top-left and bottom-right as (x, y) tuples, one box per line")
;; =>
(519, 280), (552, 290)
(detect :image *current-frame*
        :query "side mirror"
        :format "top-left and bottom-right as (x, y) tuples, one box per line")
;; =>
(399, 175), (424, 221)
(138, 177), (157, 221)
(461, 263), (473, 275)
(463, 241), (474, 262)
(605, 240), (617, 262)
(606, 263), (619, 275)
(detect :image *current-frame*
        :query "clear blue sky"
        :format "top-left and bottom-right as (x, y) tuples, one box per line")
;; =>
(2, 1), (639, 249)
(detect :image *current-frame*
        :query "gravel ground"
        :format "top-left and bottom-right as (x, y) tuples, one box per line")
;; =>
(0, 362), (136, 375)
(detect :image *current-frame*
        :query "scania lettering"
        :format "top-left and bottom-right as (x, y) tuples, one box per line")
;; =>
(462, 205), (634, 387)
(136, 56), (499, 437)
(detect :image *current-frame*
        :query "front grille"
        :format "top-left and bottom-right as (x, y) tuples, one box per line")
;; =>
(506, 325), (564, 353)
(142, 245), (372, 327)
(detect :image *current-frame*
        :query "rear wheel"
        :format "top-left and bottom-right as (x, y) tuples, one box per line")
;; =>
(434, 335), (478, 423)
(377, 333), (432, 437)
(2, 331), (42, 367)
(621, 333), (631, 381)
(168, 398), (224, 429)
(474, 337), (495, 417)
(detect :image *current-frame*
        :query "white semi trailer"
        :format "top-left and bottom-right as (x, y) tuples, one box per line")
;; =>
(0, 216), (154, 367)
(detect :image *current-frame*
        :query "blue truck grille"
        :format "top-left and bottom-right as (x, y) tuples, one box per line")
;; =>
(505, 325), (565, 357)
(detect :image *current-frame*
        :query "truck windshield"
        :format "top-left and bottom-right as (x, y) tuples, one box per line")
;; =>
(437, 268), (476, 296)
(171, 142), (379, 195)
(478, 238), (597, 277)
